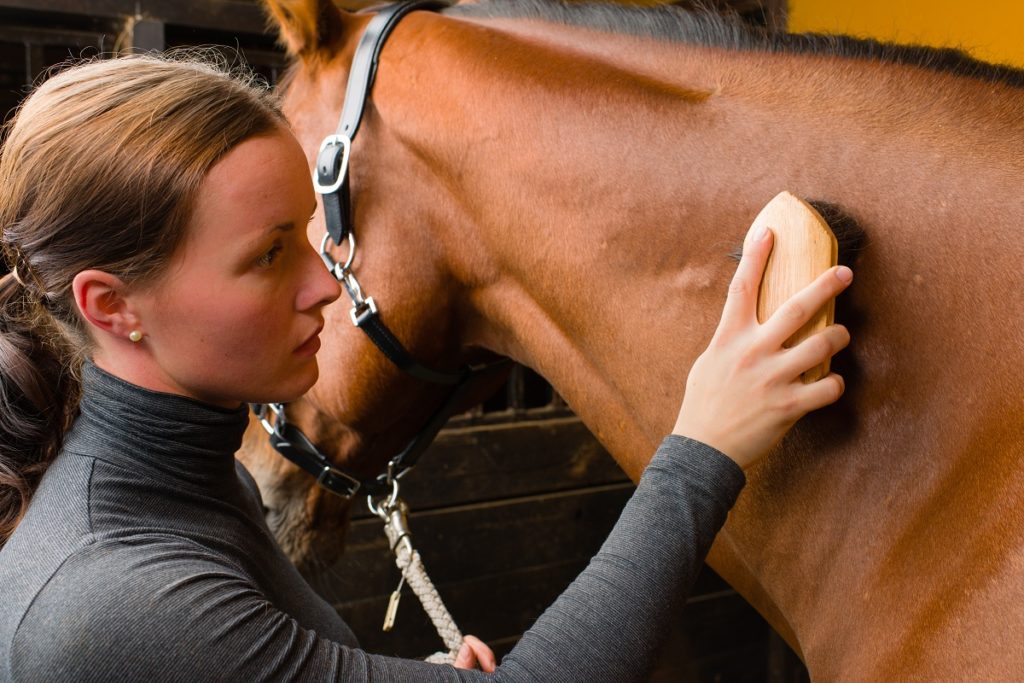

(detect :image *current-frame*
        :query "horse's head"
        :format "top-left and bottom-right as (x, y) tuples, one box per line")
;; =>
(239, 0), (506, 573)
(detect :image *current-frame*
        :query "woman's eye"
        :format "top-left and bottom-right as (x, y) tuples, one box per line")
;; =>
(256, 244), (282, 268)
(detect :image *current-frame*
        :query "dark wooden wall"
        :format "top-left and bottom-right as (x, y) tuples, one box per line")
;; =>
(0, 1), (809, 680)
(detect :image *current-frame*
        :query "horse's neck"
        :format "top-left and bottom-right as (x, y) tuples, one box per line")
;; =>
(432, 17), (1024, 434)
(382, 16), (1024, 675)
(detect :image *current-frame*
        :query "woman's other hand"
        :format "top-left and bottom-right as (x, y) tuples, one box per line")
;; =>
(454, 635), (496, 672)
(673, 226), (853, 469)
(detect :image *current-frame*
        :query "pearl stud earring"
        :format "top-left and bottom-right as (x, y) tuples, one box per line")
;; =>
(129, 330), (143, 343)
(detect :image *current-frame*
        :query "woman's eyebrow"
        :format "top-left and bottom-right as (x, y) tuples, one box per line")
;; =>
(268, 222), (296, 234)
(265, 203), (318, 235)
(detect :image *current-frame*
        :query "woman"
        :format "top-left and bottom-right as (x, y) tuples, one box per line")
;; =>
(0, 55), (851, 681)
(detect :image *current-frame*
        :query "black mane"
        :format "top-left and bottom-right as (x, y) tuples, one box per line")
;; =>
(448, 0), (1024, 90)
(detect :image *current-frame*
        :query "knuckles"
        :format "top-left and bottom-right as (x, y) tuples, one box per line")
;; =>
(780, 300), (807, 323)
(812, 334), (833, 360)
(774, 391), (800, 417)
(728, 275), (752, 297)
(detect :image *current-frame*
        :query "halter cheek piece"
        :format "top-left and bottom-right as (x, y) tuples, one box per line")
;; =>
(252, 0), (509, 501)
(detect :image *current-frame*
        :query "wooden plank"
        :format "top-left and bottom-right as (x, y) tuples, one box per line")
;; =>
(0, 0), (269, 35)
(0, 0), (133, 16)
(319, 483), (635, 597)
(648, 591), (778, 682)
(336, 561), (744, 651)
(130, 18), (164, 52)
(350, 417), (629, 520)
(0, 25), (107, 48)
(333, 561), (760, 655)
(336, 558), (591, 656)
(25, 43), (43, 84)
(139, 0), (269, 35)
(335, 559), (783, 681)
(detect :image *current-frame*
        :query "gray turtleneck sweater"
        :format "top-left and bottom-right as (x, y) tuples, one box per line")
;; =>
(0, 363), (745, 682)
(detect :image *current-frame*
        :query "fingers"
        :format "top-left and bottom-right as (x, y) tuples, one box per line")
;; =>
(776, 325), (850, 381)
(717, 227), (774, 334)
(454, 641), (477, 670)
(759, 265), (853, 349)
(454, 636), (496, 672)
(794, 372), (846, 413)
(464, 635), (496, 672)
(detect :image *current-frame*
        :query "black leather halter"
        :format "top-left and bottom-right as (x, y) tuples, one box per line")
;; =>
(314, 0), (469, 386)
(253, 0), (509, 501)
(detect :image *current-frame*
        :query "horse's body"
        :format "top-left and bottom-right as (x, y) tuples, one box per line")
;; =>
(241, 1), (1024, 678)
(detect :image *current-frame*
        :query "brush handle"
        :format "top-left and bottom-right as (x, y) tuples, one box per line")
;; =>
(751, 192), (839, 384)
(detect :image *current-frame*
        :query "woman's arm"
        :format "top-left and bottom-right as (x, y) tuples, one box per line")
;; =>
(455, 435), (743, 682)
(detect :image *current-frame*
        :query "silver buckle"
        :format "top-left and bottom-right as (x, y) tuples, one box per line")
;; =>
(312, 135), (351, 195)
(316, 464), (339, 486)
(315, 463), (363, 498)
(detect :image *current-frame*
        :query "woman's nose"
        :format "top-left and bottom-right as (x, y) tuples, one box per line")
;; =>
(315, 263), (343, 308)
(298, 247), (342, 312)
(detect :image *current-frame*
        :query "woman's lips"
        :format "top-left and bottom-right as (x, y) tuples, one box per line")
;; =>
(294, 325), (323, 356)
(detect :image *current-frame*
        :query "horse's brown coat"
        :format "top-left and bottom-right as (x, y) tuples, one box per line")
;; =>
(242, 1), (1024, 678)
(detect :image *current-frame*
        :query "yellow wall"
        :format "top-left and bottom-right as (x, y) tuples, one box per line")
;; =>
(788, 0), (1024, 68)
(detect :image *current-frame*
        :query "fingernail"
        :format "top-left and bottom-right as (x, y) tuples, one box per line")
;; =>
(835, 266), (853, 284)
(753, 226), (768, 242)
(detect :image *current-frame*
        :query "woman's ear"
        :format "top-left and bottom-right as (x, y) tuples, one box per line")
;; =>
(72, 270), (140, 340)
(263, 0), (348, 58)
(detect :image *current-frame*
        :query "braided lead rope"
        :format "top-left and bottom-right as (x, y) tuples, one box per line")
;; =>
(383, 518), (464, 664)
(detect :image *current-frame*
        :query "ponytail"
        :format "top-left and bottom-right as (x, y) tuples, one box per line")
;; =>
(0, 271), (80, 546)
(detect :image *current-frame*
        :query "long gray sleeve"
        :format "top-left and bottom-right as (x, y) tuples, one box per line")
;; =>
(474, 435), (745, 682)
(1, 365), (744, 682)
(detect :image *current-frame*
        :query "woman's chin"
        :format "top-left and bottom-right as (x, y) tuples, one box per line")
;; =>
(263, 362), (319, 404)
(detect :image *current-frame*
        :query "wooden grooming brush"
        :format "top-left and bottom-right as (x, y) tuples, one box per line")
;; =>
(750, 191), (839, 383)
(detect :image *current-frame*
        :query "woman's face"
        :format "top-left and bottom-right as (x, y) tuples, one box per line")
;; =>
(128, 126), (341, 407)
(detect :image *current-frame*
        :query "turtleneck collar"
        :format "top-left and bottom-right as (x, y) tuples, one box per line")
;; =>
(62, 361), (250, 489)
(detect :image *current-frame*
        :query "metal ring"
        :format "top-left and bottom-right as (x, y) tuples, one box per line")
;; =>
(318, 233), (335, 271)
(319, 231), (357, 276)
(366, 478), (400, 519)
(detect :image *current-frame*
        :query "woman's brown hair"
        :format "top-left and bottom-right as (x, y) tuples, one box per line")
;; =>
(0, 54), (286, 546)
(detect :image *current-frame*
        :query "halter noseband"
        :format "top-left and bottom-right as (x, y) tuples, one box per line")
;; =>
(253, 0), (508, 501)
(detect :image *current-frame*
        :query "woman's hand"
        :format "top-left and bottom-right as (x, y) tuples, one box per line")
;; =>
(672, 226), (853, 469)
(454, 635), (496, 672)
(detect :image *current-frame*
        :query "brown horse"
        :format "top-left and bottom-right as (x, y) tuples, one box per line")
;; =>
(238, 0), (1024, 678)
